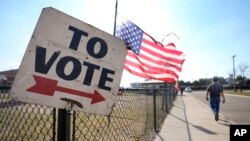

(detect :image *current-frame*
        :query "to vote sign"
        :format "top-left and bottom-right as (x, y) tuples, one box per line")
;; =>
(10, 7), (127, 115)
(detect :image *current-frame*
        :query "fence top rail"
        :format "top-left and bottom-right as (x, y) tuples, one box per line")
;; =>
(119, 87), (174, 91)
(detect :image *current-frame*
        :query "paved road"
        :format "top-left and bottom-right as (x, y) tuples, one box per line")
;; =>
(189, 91), (250, 124)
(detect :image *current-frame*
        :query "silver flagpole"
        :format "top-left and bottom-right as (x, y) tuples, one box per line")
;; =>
(161, 32), (179, 45)
(113, 0), (118, 36)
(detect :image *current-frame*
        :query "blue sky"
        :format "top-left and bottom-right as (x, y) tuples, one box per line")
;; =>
(1, 0), (250, 87)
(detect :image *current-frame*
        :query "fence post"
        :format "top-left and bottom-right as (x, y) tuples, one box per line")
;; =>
(53, 108), (56, 141)
(57, 109), (66, 141)
(57, 109), (71, 141)
(153, 89), (158, 133)
(161, 88), (164, 111)
(170, 87), (172, 103)
(165, 84), (169, 113)
(172, 86), (174, 101)
(72, 111), (76, 141)
(66, 110), (71, 141)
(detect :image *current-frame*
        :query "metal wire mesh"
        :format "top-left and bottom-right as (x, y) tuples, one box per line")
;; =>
(0, 92), (55, 141)
(154, 88), (175, 132)
(73, 88), (175, 141)
(73, 90), (150, 141)
(0, 86), (175, 141)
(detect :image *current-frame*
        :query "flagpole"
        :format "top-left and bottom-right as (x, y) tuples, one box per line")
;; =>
(161, 33), (180, 94)
(161, 32), (179, 45)
(113, 0), (118, 36)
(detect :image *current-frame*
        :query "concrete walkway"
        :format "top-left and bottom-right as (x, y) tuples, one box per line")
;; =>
(154, 92), (231, 141)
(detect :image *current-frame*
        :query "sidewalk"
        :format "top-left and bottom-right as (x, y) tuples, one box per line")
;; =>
(154, 92), (231, 141)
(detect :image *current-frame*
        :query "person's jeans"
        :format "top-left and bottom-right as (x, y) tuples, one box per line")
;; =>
(210, 97), (220, 115)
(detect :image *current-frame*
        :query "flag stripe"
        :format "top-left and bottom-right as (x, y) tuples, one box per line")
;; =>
(141, 42), (185, 65)
(140, 47), (185, 65)
(125, 54), (179, 79)
(126, 52), (181, 77)
(142, 35), (183, 56)
(125, 56), (179, 78)
(127, 51), (182, 70)
(124, 64), (177, 82)
(139, 48), (184, 68)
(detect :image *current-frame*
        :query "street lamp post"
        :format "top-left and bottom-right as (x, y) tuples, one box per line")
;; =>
(232, 55), (236, 92)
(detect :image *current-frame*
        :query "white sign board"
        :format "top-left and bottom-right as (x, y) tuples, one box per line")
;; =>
(10, 7), (127, 115)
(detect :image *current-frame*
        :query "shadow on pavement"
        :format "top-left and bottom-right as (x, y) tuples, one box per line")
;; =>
(192, 125), (217, 134)
(171, 96), (218, 138)
(155, 133), (165, 141)
(218, 118), (230, 127)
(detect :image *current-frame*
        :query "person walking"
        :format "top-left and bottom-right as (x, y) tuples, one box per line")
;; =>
(206, 77), (226, 121)
(180, 86), (184, 95)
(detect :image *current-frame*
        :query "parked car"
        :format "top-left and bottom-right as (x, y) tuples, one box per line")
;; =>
(185, 87), (192, 92)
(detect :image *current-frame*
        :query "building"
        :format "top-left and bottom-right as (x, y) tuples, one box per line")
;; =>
(130, 79), (174, 89)
(0, 69), (18, 86)
(226, 74), (234, 85)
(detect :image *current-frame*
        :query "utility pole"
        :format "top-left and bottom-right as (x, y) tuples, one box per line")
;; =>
(232, 55), (236, 92)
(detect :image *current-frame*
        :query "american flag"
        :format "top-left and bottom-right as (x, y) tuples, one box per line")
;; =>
(115, 19), (185, 82)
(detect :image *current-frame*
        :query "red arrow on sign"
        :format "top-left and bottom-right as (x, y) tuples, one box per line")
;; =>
(26, 75), (105, 104)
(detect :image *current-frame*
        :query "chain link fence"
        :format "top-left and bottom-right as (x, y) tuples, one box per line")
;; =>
(0, 86), (176, 141)
(0, 87), (55, 141)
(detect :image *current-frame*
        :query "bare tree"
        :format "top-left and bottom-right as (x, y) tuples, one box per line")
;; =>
(237, 63), (249, 93)
(238, 63), (249, 78)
